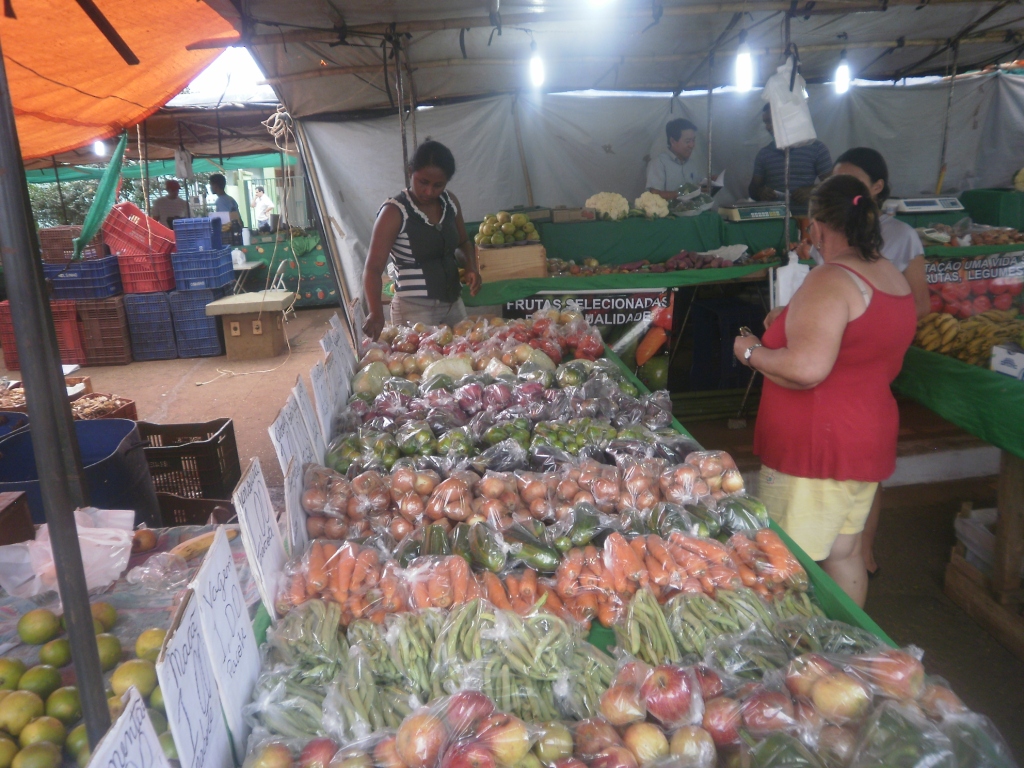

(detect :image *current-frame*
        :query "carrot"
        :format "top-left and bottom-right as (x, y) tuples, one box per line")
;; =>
(412, 574), (430, 609)
(306, 542), (326, 595)
(646, 553), (670, 586)
(482, 572), (514, 610)
(332, 545), (357, 604)
(348, 594), (367, 618)
(699, 575), (716, 596)
(351, 548), (378, 592)
(737, 563), (759, 588)
(670, 532), (732, 565)
(752, 582), (771, 598)
(449, 556), (470, 605)
(727, 534), (758, 568)
(505, 573), (521, 601)
(755, 530), (807, 589)
(289, 574), (307, 606)
(595, 561), (616, 596)
(596, 597), (619, 627)
(707, 564), (742, 590)
(609, 533), (646, 581)
(511, 596), (532, 615)
(467, 573), (484, 601)
(537, 583), (568, 618)
(583, 545), (600, 567)
(368, 608), (386, 624)
(380, 570), (401, 611)
(646, 535), (675, 568)
(629, 537), (648, 561)
(519, 568), (538, 601)
(579, 563), (601, 593)
(680, 578), (704, 594)
(636, 327), (668, 367)
(428, 563), (453, 608)
(575, 591), (598, 620)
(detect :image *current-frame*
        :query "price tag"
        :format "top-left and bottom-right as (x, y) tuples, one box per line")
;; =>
(156, 590), (233, 768)
(319, 324), (342, 357)
(348, 298), (366, 355)
(329, 313), (343, 331)
(268, 394), (318, 475)
(324, 350), (348, 404)
(309, 359), (336, 442)
(190, 528), (260, 761)
(233, 459), (287, 621)
(293, 375), (327, 463)
(86, 687), (170, 768)
(283, 457), (308, 557)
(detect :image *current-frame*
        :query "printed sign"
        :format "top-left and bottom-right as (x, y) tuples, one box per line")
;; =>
(925, 252), (1024, 317)
(87, 687), (170, 768)
(504, 290), (669, 326)
(233, 459), (287, 621)
(156, 590), (233, 768)
(309, 360), (336, 445)
(268, 394), (318, 475)
(190, 527), (261, 761)
(283, 457), (309, 556)
(293, 375), (327, 462)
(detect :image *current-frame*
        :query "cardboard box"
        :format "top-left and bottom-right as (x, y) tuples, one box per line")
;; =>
(509, 206), (552, 223)
(551, 207), (595, 224)
(990, 342), (1024, 380)
(477, 244), (547, 283)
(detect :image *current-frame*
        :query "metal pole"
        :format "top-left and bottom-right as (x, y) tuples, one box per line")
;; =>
(512, 97), (535, 207)
(51, 156), (68, 225)
(394, 39), (411, 188)
(280, 151), (287, 229)
(706, 50), (714, 197)
(0, 39), (111, 748)
(142, 120), (151, 216)
(935, 42), (959, 195)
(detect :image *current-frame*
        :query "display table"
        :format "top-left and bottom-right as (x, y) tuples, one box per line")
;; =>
(893, 347), (1024, 659)
(960, 188), (1024, 230)
(238, 231), (338, 308)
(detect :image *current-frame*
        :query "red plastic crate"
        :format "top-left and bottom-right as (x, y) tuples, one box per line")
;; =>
(117, 252), (176, 294)
(101, 202), (175, 258)
(0, 300), (86, 370)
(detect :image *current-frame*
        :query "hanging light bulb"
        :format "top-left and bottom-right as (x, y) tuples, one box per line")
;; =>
(529, 40), (545, 88)
(835, 49), (851, 94)
(735, 31), (754, 92)
(93, 140), (106, 156)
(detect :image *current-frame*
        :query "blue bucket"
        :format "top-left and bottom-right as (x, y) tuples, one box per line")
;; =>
(0, 412), (29, 438)
(0, 419), (161, 527)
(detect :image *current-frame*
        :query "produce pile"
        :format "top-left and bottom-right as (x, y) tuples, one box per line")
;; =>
(913, 310), (1024, 366)
(545, 249), (776, 278)
(243, 312), (1014, 768)
(474, 212), (541, 249)
(918, 223), (1024, 248)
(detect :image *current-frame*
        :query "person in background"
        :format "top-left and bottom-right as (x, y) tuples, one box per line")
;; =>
(646, 118), (700, 200)
(733, 175), (916, 606)
(251, 186), (275, 232)
(209, 173), (239, 215)
(150, 179), (189, 227)
(748, 104), (832, 212)
(362, 139), (481, 341)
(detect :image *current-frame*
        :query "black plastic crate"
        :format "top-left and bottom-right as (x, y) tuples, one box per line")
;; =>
(123, 292), (177, 361)
(43, 254), (122, 300)
(168, 289), (225, 358)
(157, 492), (235, 526)
(138, 419), (241, 499)
(172, 218), (223, 252)
(172, 248), (234, 291)
(689, 298), (764, 390)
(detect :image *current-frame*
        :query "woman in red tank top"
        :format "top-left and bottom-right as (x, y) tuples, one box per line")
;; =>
(733, 176), (917, 607)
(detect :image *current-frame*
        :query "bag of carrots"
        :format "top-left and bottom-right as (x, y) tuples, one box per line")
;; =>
(402, 554), (484, 610)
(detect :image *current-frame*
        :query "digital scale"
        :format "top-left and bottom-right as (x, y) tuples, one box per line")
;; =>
(893, 197), (964, 214)
(718, 202), (789, 221)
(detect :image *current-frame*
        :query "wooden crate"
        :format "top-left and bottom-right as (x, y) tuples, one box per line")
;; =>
(477, 244), (547, 284)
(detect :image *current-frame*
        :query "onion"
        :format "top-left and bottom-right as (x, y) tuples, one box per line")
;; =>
(369, 490), (391, 513)
(425, 497), (446, 521)
(693, 479), (709, 497)
(593, 478), (620, 504)
(324, 517), (348, 539)
(719, 452), (738, 471)
(414, 471), (440, 495)
(573, 491), (596, 505)
(634, 489), (658, 510)
(347, 499), (368, 521)
(302, 488), (328, 513)
(624, 474), (652, 496)
(392, 467), (416, 495)
(390, 517), (414, 540)
(530, 498), (554, 520)
(720, 469), (744, 494)
(306, 515), (327, 537)
(398, 494), (425, 521)
(513, 510), (534, 525)
(698, 455), (724, 479)
(478, 476), (506, 499)
(557, 479), (580, 501)
(445, 502), (471, 522)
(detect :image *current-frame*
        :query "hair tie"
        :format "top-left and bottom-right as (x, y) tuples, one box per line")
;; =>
(852, 195), (863, 206)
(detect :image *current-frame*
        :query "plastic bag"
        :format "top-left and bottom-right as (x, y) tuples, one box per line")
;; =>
(682, 450), (744, 500)
(763, 57), (817, 149)
(705, 624), (791, 681)
(614, 587), (683, 665)
(940, 712), (1018, 768)
(849, 701), (955, 768)
(244, 664), (327, 747)
(617, 456), (666, 512)
(263, 598), (349, 681)
(353, 361), (390, 398)
(323, 646), (408, 743)
(125, 552), (189, 594)
(404, 555), (482, 610)
(827, 646), (926, 703)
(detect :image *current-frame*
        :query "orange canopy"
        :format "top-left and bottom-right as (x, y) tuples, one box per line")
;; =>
(1, 0), (238, 160)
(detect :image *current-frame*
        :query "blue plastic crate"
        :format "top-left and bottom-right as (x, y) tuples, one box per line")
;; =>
(42, 254), (122, 299)
(172, 218), (222, 252)
(172, 248), (234, 291)
(123, 292), (177, 360)
(169, 289), (225, 358)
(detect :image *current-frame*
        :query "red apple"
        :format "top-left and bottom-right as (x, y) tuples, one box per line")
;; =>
(374, 737), (405, 768)
(793, 699), (824, 733)
(811, 672), (872, 724)
(740, 690), (794, 734)
(396, 710), (448, 768)
(639, 665), (694, 726)
(694, 666), (723, 700)
(599, 685), (645, 726)
(573, 719), (622, 759)
(589, 746), (638, 768)
(702, 697), (741, 747)
(668, 727), (715, 768)
(918, 684), (967, 719)
(785, 655), (836, 699)
(446, 691), (496, 736)
(818, 726), (856, 765)
(479, 714), (531, 767)
(441, 744), (496, 768)
(300, 739), (339, 768)
(534, 723), (573, 764)
(622, 724), (668, 767)
(863, 649), (925, 701)
(252, 743), (294, 768)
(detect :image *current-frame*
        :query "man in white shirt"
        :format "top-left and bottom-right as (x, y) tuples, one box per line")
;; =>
(645, 119), (700, 201)
(150, 179), (190, 227)
(251, 186), (275, 232)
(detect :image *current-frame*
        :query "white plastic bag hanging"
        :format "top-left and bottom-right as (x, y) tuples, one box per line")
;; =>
(763, 58), (817, 149)
(773, 251), (811, 308)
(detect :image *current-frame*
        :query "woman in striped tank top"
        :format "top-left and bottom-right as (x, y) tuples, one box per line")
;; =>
(362, 140), (482, 341)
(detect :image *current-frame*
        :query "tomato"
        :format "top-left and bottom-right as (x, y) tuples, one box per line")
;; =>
(943, 303), (960, 316)
(989, 280), (1010, 295)
(941, 282), (971, 303)
(539, 338), (563, 364)
(531, 319), (552, 337)
(958, 300), (977, 318)
(1009, 281), (1024, 296)
(929, 294), (945, 313)
(993, 293), (1015, 311)
(970, 278), (990, 296)
(972, 295), (991, 313)
(928, 282), (941, 294)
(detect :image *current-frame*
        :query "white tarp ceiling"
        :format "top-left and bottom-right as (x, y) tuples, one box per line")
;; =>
(198, 1), (1024, 117)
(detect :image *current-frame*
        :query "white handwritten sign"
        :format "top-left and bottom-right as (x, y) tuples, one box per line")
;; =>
(156, 590), (232, 768)
(293, 375), (326, 463)
(268, 394), (317, 475)
(233, 459), (287, 621)
(329, 313), (343, 332)
(190, 528), (260, 761)
(309, 360), (336, 443)
(283, 457), (308, 557)
(319, 324), (342, 357)
(87, 686), (170, 768)
(324, 349), (348, 405)
(336, 325), (357, 384)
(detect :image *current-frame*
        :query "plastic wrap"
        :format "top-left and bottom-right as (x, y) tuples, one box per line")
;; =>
(848, 701), (955, 768)
(404, 555), (483, 610)
(940, 712), (1018, 768)
(264, 599), (349, 681)
(681, 451), (745, 501)
(396, 420), (439, 457)
(617, 457), (666, 512)
(825, 646), (926, 703)
(425, 475), (475, 522)
(725, 529), (808, 596)
(323, 646), (410, 743)
(244, 663), (328, 748)
(614, 588), (682, 665)
(704, 625), (790, 681)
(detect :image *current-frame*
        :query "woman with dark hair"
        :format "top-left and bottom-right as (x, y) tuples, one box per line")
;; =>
(733, 175), (916, 606)
(362, 139), (481, 340)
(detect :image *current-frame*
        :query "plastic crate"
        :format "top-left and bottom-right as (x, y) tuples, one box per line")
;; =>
(0, 300), (85, 370)
(137, 418), (241, 499)
(689, 298), (765, 390)
(77, 296), (132, 365)
(71, 393), (138, 421)
(117, 252), (175, 294)
(38, 226), (106, 263)
(101, 202), (175, 257)
(43, 254), (122, 300)
(168, 289), (225, 358)
(157, 492), (236, 526)
(123, 293), (177, 361)
(172, 218), (222, 252)
(172, 248), (234, 291)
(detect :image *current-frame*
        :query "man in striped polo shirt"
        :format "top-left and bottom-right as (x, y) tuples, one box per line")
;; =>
(748, 104), (832, 214)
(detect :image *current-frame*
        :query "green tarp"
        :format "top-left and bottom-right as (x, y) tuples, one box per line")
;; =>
(74, 133), (127, 259)
(26, 152), (297, 184)
(893, 346), (1024, 460)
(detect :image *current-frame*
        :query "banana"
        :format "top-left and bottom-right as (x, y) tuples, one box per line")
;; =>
(170, 528), (239, 560)
(941, 324), (959, 345)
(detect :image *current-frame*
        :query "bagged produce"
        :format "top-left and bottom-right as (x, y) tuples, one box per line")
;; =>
(848, 701), (955, 768)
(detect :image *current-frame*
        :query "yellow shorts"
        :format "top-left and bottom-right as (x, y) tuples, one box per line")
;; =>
(757, 467), (878, 561)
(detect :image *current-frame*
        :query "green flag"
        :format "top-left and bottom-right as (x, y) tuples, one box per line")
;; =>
(72, 132), (128, 259)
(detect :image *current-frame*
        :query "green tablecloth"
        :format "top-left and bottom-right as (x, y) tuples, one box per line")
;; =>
(535, 211), (723, 265)
(721, 219), (798, 253)
(239, 232), (339, 308)
(463, 261), (778, 306)
(892, 346), (1024, 460)
(960, 189), (1024, 230)
(924, 243), (1024, 258)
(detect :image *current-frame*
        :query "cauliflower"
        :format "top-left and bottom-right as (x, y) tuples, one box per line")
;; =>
(585, 192), (630, 221)
(634, 191), (670, 219)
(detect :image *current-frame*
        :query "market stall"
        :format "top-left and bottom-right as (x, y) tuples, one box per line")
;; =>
(236, 230), (339, 308)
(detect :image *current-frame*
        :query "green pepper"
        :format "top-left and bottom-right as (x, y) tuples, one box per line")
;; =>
(515, 542), (561, 573)
(468, 524), (507, 572)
